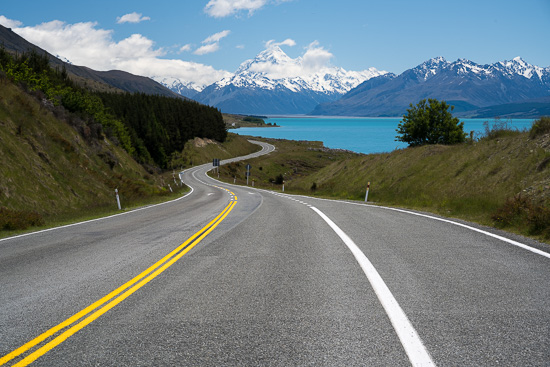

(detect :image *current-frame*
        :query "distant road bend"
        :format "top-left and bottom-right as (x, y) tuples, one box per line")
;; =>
(1, 140), (549, 366)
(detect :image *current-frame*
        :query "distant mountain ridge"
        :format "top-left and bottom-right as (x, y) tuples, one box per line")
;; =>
(0, 25), (181, 98)
(311, 56), (550, 117)
(160, 46), (387, 115)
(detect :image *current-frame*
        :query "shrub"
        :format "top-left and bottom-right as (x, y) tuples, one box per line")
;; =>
(529, 116), (550, 138)
(396, 98), (466, 146)
(482, 118), (522, 140)
(492, 196), (550, 238)
(0, 207), (45, 231)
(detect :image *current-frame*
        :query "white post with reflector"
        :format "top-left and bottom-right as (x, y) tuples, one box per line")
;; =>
(365, 182), (370, 202)
(115, 188), (121, 210)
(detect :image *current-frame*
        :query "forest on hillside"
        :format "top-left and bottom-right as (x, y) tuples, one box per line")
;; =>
(0, 48), (226, 168)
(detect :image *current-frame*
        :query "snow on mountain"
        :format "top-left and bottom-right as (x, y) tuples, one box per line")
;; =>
(492, 56), (548, 80)
(311, 56), (550, 117)
(214, 46), (386, 94)
(152, 76), (202, 99)
(412, 56), (450, 80)
(190, 46), (387, 114)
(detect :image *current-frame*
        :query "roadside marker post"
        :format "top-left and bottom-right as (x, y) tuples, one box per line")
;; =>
(365, 182), (370, 202)
(115, 188), (121, 210)
(282, 180), (285, 192)
(246, 164), (251, 185)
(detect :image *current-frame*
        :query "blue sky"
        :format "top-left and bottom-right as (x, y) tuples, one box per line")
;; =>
(1, 0), (549, 87)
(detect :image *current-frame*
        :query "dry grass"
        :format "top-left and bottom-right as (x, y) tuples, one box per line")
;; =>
(217, 120), (550, 242)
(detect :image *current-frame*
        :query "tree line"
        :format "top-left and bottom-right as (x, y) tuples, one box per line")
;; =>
(0, 48), (227, 168)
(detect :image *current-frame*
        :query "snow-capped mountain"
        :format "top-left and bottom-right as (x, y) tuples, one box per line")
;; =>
(215, 46), (383, 94)
(311, 56), (550, 117)
(152, 76), (202, 99)
(193, 46), (387, 115)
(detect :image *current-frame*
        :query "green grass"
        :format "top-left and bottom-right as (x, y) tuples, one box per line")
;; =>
(0, 78), (260, 236)
(214, 123), (550, 243)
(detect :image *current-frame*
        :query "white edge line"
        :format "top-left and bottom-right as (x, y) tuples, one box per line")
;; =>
(0, 172), (198, 243)
(268, 192), (550, 260)
(1, 141), (272, 241)
(310, 205), (436, 367)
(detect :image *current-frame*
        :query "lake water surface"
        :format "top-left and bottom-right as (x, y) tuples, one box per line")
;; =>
(233, 117), (535, 154)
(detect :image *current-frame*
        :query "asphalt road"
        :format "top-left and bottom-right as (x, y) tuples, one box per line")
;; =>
(1, 141), (549, 366)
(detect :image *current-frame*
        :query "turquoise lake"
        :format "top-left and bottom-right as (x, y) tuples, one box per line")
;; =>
(233, 117), (536, 154)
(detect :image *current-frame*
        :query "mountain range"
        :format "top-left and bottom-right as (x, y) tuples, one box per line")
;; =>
(311, 56), (550, 117)
(3, 23), (549, 118)
(157, 48), (549, 118)
(159, 46), (387, 115)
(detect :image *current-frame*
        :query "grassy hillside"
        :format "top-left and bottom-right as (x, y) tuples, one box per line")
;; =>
(0, 76), (259, 235)
(169, 133), (261, 169)
(217, 121), (550, 241)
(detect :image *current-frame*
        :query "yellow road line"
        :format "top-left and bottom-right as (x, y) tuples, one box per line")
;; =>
(1, 196), (236, 366)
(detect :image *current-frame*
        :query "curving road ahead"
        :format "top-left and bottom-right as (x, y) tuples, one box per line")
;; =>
(1, 140), (549, 366)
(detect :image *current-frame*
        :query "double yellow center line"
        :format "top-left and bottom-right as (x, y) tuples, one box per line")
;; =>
(1, 188), (237, 366)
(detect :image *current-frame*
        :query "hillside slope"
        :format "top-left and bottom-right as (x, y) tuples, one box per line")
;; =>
(0, 78), (166, 218)
(0, 24), (181, 98)
(218, 122), (550, 240)
(0, 76), (260, 233)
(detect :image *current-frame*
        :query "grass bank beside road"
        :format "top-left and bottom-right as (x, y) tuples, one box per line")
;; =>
(215, 118), (550, 243)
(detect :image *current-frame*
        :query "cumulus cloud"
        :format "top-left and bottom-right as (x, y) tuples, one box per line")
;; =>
(0, 15), (22, 28)
(9, 20), (230, 87)
(301, 41), (333, 71)
(248, 39), (334, 79)
(116, 12), (151, 24)
(204, 0), (268, 17)
(117, 58), (232, 87)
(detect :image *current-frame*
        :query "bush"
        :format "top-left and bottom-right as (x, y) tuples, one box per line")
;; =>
(529, 116), (550, 138)
(0, 207), (45, 231)
(482, 118), (522, 140)
(396, 98), (466, 147)
(492, 196), (550, 238)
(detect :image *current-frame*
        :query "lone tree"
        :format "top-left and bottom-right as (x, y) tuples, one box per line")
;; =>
(396, 98), (466, 147)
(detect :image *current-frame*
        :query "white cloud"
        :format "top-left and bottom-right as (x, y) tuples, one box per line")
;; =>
(248, 39), (334, 79)
(194, 43), (220, 55)
(179, 44), (192, 53)
(116, 12), (151, 24)
(0, 15), (23, 28)
(203, 30), (230, 44)
(10, 20), (230, 87)
(301, 41), (333, 72)
(193, 30), (230, 55)
(265, 38), (296, 48)
(118, 58), (232, 87)
(204, 0), (268, 17)
(236, 44), (245, 49)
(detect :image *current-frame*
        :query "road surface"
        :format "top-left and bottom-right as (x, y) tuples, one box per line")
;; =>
(1, 140), (549, 366)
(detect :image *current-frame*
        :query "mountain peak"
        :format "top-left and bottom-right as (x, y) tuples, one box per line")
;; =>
(496, 56), (545, 79)
(512, 56), (524, 63)
(413, 56), (450, 79)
